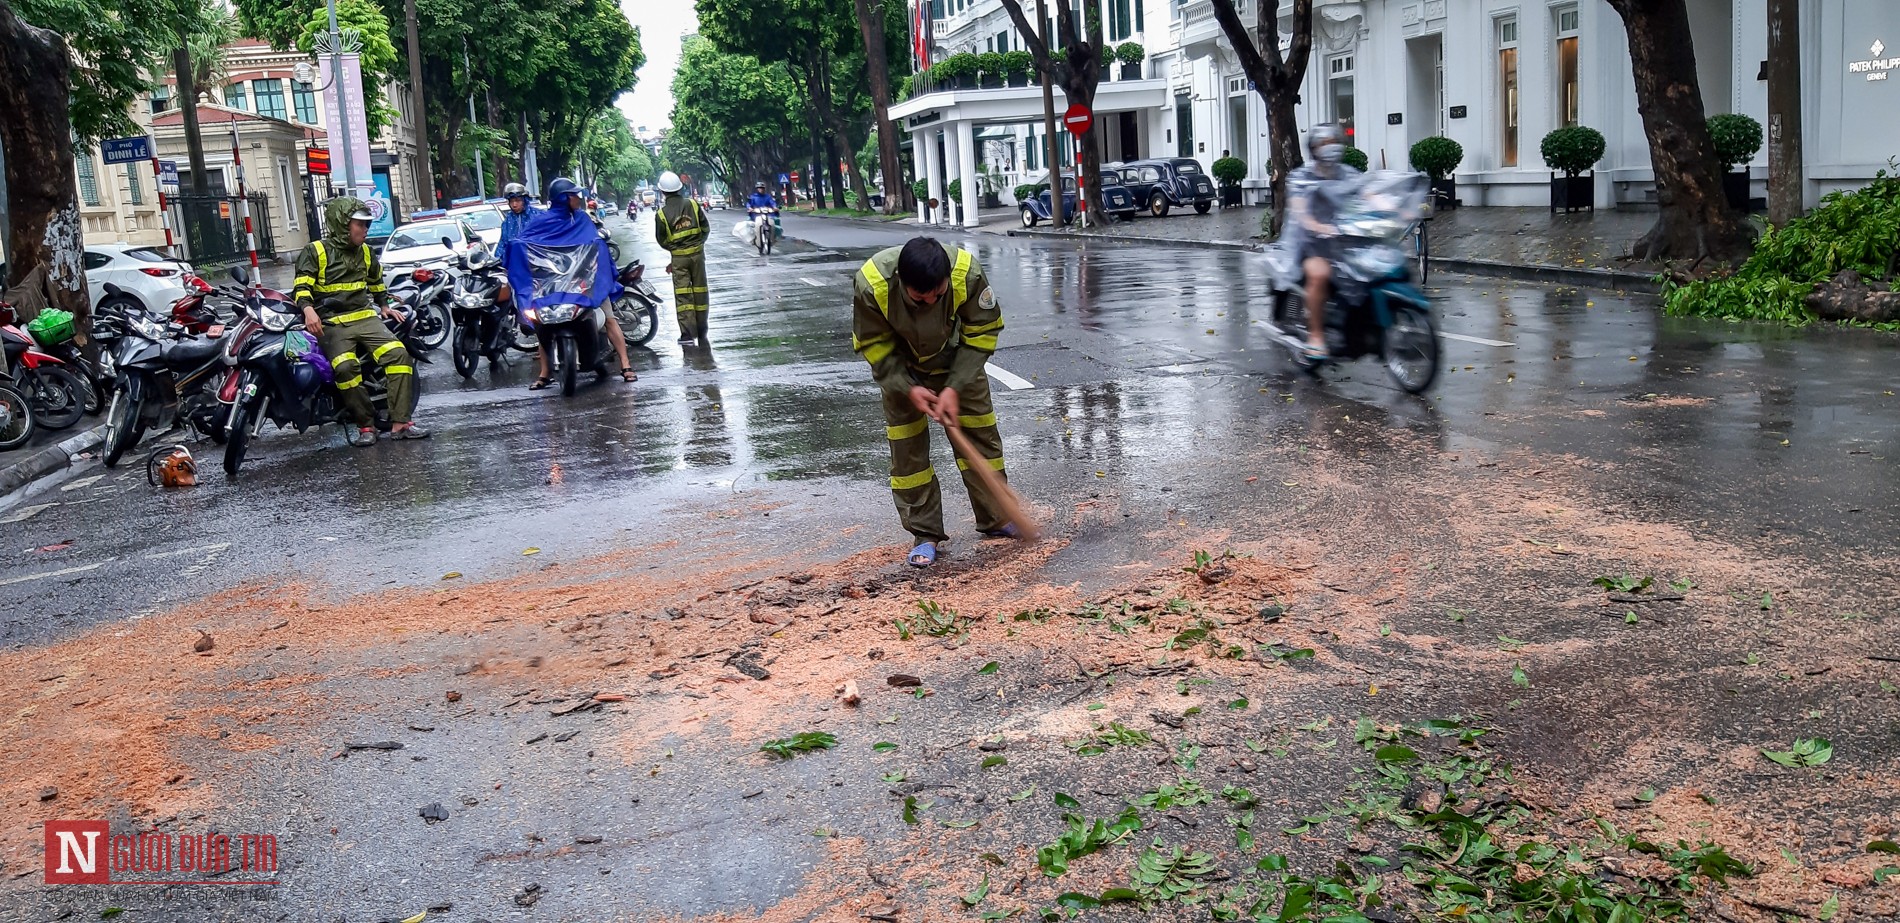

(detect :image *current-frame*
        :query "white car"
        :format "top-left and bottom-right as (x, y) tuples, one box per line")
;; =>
(445, 204), (504, 248)
(707, 194), (727, 209)
(380, 219), (479, 283)
(83, 244), (206, 314)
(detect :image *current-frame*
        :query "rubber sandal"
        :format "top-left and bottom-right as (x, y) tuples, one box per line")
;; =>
(621, 367), (638, 382)
(907, 541), (938, 568)
(529, 377), (552, 391)
(1302, 344), (1331, 362)
(979, 524), (1020, 539)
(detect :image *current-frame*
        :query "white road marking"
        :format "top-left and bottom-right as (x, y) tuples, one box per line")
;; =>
(799, 277), (825, 287)
(1439, 332), (1515, 348)
(0, 559), (110, 587)
(60, 474), (106, 492)
(0, 503), (55, 524)
(985, 362), (1035, 391)
(145, 542), (232, 560)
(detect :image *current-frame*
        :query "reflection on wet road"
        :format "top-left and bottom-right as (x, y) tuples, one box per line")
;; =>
(2, 212), (1896, 645)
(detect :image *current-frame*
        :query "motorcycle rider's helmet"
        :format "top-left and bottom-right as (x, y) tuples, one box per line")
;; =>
(755, 181), (767, 191)
(503, 182), (529, 200)
(546, 177), (583, 208)
(1308, 124), (1347, 164)
(657, 171), (684, 193)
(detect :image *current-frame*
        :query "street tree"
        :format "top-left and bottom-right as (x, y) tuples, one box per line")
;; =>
(850, 0), (908, 213)
(996, 0), (1108, 224)
(1603, 0), (1751, 263)
(1209, 0), (1313, 239)
(669, 37), (804, 190)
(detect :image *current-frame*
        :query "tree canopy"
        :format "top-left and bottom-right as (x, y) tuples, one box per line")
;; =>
(668, 36), (803, 189)
(13, 0), (178, 140)
(293, 0), (401, 135)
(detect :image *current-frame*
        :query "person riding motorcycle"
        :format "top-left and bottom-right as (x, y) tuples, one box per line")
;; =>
(1281, 124), (1363, 362)
(291, 197), (428, 445)
(744, 182), (778, 212)
(517, 177), (638, 389)
(499, 183), (536, 258)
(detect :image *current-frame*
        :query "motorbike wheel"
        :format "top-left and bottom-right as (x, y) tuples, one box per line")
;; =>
(102, 375), (147, 468)
(26, 366), (88, 431)
(614, 298), (659, 348)
(223, 397), (254, 478)
(1383, 305), (1441, 394)
(557, 336), (579, 397)
(415, 302), (453, 352)
(0, 384), (35, 451)
(513, 325), (541, 352)
(452, 326), (481, 379)
(606, 239), (622, 263)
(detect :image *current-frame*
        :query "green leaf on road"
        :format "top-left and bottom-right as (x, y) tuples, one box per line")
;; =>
(1511, 664), (1531, 688)
(1635, 787), (1658, 803)
(979, 661), (1000, 675)
(880, 771), (907, 783)
(760, 731), (836, 759)
(963, 872), (991, 906)
(1868, 840), (1900, 854)
(1762, 737), (1832, 767)
(1006, 784), (1037, 802)
(1053, 792), (1082, 810)
(872, 741), (897, 753)
(942, 818), (979, 829)
(981, 755), (1007, 768)
(901, 795), (922, 825)
(1819, 893), (1839, 920)
(1227, 697), (1248, 710)
(1374, 744), (1419, 763)
(1086, 702), (1105, 710)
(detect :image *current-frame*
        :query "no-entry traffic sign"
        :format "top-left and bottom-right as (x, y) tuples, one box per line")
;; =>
(1062, 103), (1093, 136)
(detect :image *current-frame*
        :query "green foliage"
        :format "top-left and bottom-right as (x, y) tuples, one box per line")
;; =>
(1707, 113), (1764, 172)
(1013, 183), (1041, 202)
(937, 52), (978, 79)
(759, 731), (836, 759)
(1409, 136), (1465, 180)
(669, 36), (802, 189)
(1116, 41), (1146, 64)
(1211, 157), (1248, 186)
(946, 178), (963, 201)
(912, 178), (930, 201)
(1003, 49), (1035, 77)
(291, 0), (399, 136)
(13, 0), (179, 142)
(1100, 44), (1115, 67)
(976, 51), (1006, 78)
(583, 110), (654, 203)
(1131, 840), (1217, 904)
(1540, 125), (1607, 176)
(1342, 147), (1370, 172)
(1665, 166), (1900, 324)
(1036, 802), (1143, 877)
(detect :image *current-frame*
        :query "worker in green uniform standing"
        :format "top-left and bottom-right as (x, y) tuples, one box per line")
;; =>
(852, 236), (1010, 568)
(292, 197), (428, 446)
(652, 171), (711, 344)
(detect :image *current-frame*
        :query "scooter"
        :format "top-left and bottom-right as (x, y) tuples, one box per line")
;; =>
(447, 239), (517, 379)
(386, 265), (453, 354)
(518, 245), (614, 398)
(747, 208), (777, 256)
(0, 307), (90, 430)
(99, 283), (230, 467)
(610, 258), (661, 348)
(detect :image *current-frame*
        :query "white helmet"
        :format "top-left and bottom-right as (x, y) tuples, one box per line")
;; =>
(656, 171), (683, 193)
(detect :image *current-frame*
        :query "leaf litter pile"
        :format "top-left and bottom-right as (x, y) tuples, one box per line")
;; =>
(0, 443), (1896, 922)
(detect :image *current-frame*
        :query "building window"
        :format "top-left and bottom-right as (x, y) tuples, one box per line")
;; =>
(1174, 91), (1193, 157)
(1226, 78), (1249, 166)
(1027, 125), (1039, 171)
(293, 80), (318, 124)
(151, 85), (172, 116)
(1555, 6), (1580, 128)
(276, 156), (299, 229)
(76, 152), (101, 207)
(225, 81), (248, 111)
(995, 30), (1009, 52)
(254, 78), (287, 120)
(125, 165), (144, 205)
(1498, 16), (1519, 167)
(1110, 0), (1133, 41)
(1327, 54), (1355, 146)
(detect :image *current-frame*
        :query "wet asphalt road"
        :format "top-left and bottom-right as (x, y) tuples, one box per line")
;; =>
(2, 211), (1895, 649)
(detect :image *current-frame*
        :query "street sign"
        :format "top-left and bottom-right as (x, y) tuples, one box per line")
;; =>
(306, 147), (331, 175)
(100, 136), (151, 165)
(778, 172), (790, 185)
(791, 170), (801, 183)
(218, 201), (232, 219)
(1062, 103), (1093, 136)
(158, 160), (178, 186)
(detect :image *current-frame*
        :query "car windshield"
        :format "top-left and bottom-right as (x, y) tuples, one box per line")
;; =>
(452, 209), (502, 231)
(123, 247), (175, 263)
(1098, 172), (1121, 186)
(387, 222), (460, 250)
(1173, 161), (1203, 174)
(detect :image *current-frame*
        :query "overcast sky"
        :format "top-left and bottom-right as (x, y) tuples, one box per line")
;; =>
(616, 0), (698, 133)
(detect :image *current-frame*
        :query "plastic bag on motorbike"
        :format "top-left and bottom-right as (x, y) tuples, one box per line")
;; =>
(518, 242), (604, 308)
(732, 220), (753, 242)
(283, 329), (335, 384)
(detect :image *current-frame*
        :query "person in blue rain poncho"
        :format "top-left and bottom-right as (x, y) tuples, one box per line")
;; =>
(504, 177), (638, 388)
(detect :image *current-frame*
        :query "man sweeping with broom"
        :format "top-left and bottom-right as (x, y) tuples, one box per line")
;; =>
(852, 236), (1033, 568)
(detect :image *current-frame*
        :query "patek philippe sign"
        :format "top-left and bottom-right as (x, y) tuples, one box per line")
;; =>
(1848, 39), (1897, 81)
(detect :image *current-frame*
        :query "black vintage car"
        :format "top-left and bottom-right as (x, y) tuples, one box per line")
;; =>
(1018, 170), (1139, 227)
(1112, 158), (1219, 217)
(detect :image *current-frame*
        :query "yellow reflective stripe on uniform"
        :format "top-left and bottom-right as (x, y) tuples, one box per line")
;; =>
(963, 333), (999, 351)
(384, 365), (414, 375)
(890, 468), (936, 490)
(314, 280), (367, 293)
(367, 282), (387, 293)
(314, 241), (327, 282)
(886, 418), (929, 440)
(293, 275), (316, 288)
(334, 375), (364, 390)
(956, 455), (1006, 472)
(331, 352), (358, 366)
(964, 318), (1004, 335)
(855, 336), (895, 364)
(949, 249), (973, 308)
(859, 260), (891, 316)
(673, 286), (709, 294)
(371, 341), (404, 361)
(329, 309), (377, 324)
(670, 245), (702, 256)
(956, 412), (996, 429)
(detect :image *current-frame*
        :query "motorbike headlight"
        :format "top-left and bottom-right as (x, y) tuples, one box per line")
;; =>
(261, 310), (294, 332)
(539, 303), (579, 325)
(1347, 244), (1405, 278)
(456, 292), (484, 308)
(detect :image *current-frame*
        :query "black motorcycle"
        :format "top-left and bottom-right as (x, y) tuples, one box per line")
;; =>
(518, 245), (614, 398)
(446, 239), (517, 379)
(610, 258), (661, 348)
(386, 265), (453, 355)
(99, 283), (229, 467)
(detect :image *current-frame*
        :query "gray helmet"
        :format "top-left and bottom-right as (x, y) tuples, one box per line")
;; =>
(1307, 124), (1346, 157)
(503, 182), (529, 199)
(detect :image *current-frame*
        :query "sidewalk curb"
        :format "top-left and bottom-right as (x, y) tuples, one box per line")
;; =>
(1006, 228), (1263, 251)
(1429, 256), (1662, 293)
(0, 423), (109, 497)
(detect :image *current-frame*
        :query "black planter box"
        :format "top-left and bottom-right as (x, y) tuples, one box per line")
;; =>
(1429, 177), (1458, 210)
(1120, 62), (1142, 80)
(950, 75), (973, 90)
(1723, 170), (1752, 211)
(1219, 185), (1243, 208)
(1007, 74), (1029, 88)
(1550, 172), (1594, 213)
(980, 75), (1003, 89)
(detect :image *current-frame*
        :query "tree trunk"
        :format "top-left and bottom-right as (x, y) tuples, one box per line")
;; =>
(0, 1), (89, 325)
(174, 44), (211, 196)
(853, 0), (905, 213)
(999, 0), (1106, 223)
(1211, 0), (1312, 239)
(1766, 0), (1802, 226)
(1605, 0), (1751, 263)
(403, 0), (433, 208)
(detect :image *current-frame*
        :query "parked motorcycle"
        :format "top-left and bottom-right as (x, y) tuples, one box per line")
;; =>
(1264, 171), (1440, 394)
(445, 238), (517, 379)
(0, 379), (32, 451)
(99, 284), (230, 467)
(0, 319), (89, 431)
(610, 258), (661, 348)
(386, 265), (453, 354)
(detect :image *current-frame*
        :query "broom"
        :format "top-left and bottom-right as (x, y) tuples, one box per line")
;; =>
(940, 421), (1040, 542)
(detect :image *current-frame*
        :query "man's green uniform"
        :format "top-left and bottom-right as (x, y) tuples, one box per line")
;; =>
(291, 198), (416, 426)
(654, 193), (711, 339)
(852, 243), (1008, 544)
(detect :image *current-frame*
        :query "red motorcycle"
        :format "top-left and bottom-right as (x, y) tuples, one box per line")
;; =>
(0, 306), (90, 431)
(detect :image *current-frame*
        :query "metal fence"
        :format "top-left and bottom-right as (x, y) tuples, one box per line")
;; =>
(169, 193), (277, 265)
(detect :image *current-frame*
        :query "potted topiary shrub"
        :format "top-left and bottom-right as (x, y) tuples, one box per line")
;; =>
(976, 52), (1006, 89)
(978, 167), (1004, 208)
(1212, 156), (1247, 208)
(1116, 42), (1145, 81)
(1003, 50), (1034, 88)
(1540, 125), (1605, 213)
(1341, 147), (1370, 172)
(1099, 45), (1115, 79)
(1408, 136), (1464, 210)
(1708, 113), (1763, 211)
(939, 53), (978, 90)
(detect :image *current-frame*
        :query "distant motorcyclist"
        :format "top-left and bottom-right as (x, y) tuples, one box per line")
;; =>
(1282, 124), (1362, 361)
(499, 183), (536, 259)
(516, 177), (638, 389)
(744, 182), (778, 212)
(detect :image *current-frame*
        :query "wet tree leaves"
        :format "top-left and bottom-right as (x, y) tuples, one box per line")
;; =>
(1762, 738), (1833, 767)
(758, 731), (835, 760)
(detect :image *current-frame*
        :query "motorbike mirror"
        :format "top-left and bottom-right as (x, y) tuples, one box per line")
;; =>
(102, 282), (124, 296)
(229, 265), (251, 286)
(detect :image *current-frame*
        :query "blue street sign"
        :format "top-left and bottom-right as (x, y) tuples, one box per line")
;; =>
(101, 136), (152, 165)
(777, 172), (790, 186)
(158, 160), (179, 186)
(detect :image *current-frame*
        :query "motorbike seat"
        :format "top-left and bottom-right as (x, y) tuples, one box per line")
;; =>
(162, 337), (222, 365)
